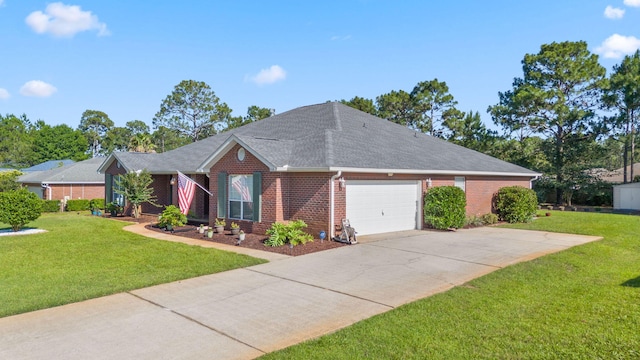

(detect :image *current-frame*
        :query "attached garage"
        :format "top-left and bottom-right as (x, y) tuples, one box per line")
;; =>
(346, 180), (421, 236)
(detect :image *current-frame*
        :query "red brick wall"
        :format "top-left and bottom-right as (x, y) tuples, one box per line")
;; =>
(142, 175), (171, 214)
(286, 173), (333, 238)
(209, 145), (270, 234)
(33, 183), (104, 201)
(206, 145), (533, 236)
(465, 176), (532, 216)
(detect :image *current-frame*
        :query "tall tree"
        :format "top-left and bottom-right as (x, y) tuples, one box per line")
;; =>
(444, 111), (497, 152)
(225, 105), (274, 130)
(410, 79), (462, 136)
(103, 127), (131, 154)
(79, 110), (114, 157)
(153, 80), (231, 142)
(31, 123), (88, 163)
(340, 96), (377, 115)
(0, 114), (34, 167)
(602, 50), (640, 183)
(376, 90), (414, 127)
(151, 126), (190, 153)
(125, 120), (150, 136)
(488, 41), (606, 202)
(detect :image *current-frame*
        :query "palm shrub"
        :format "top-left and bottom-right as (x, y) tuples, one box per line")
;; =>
(424, 186), (466, 230)
(114, 170), (159, 218)
(0, 189), (42, 231)
(265, 220), (314, 247)
(493, 186), (538, 223)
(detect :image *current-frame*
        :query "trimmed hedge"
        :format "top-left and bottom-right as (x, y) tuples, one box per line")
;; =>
(424, 186), (466, 230)
(42, 200), (61, 213)
(494, 186), (538, 223)
(66, 199), (90, 211)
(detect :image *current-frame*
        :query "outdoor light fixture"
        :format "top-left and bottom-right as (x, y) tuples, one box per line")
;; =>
(170, 177), (176, 185)
(426, 178), (432, 187)
(338, 177), (346, 189)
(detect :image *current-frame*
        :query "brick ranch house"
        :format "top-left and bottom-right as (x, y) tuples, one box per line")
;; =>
(19, 157), (105, 201)
(98, 102), (539, 237)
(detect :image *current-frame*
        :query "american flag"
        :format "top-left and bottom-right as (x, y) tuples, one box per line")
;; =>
(177, 171), (196, 215)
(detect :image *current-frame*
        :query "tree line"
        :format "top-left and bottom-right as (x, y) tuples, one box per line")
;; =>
(0, 80), (273, 167)
(1, 41), (638, 205)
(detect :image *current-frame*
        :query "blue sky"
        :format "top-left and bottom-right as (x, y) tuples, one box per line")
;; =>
(1, 1), (640, 129)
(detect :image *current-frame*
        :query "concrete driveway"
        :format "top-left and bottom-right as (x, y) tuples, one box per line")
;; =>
(0, 228), (600, 360)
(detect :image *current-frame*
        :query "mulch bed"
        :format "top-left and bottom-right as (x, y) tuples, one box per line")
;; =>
(110, 214), (349, 256)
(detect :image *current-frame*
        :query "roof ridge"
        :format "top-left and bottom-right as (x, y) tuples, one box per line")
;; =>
(332, 102), (342, 131)
(325, 129), (334, 166)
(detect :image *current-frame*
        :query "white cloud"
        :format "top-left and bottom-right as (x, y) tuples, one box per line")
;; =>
(595, 34), (640, 58)
(247, 65), (287, 85)
(604, 5), (625, 19)
(0, 88), (9, 100)
(20, 80), (58, 97)
(331, 35), (352, 41)
(624, 0), (640, 7)
(25, 2), (109, 37)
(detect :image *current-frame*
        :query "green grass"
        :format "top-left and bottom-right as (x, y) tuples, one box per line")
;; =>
(0, 212), (266, 318)
(261, 211), (640, 359)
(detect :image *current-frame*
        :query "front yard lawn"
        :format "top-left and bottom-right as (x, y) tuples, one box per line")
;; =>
(0, 212), (266, 318)
(261, 211), (640, 359)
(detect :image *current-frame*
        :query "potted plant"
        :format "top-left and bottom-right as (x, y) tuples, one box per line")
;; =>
(198, 224), (205, 234)
(207, 227), (214, 238)
(214, 218), (226, 234)
(158, 205), (187, 231)
(230, 222), (240, 235)
(106, 201), (122, 217)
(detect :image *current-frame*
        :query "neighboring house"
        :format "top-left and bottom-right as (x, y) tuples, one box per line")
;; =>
(21, 159), (75, 172)
(19, 158), (105, 201)
(613, 182), (640, 211)
(598, 163), (640, 184)
(99, 102), (539, 236)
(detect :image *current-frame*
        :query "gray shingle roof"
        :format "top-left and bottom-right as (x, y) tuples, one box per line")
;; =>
(21, 159), (75, 172)
(103, 102), (538, 177)
(19, 157), (105, 184)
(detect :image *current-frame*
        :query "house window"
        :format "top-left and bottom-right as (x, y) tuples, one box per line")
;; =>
(228, 175), (253, 220)
(454, 176), (466, 192)
(112, 175), (125, 206)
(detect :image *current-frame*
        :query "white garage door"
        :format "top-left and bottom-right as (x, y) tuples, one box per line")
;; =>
(346, 180), (420, 236)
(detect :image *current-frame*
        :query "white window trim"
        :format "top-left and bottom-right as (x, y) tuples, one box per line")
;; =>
(454, 176), (466, 192)
(228, 174), (253, 220)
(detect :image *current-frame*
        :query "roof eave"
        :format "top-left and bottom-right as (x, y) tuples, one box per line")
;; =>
(274, 166), (540, 177)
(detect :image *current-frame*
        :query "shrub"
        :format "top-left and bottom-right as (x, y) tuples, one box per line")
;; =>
(494, 186), (538, 223)
(0, 170), (22, 192)
(89, 198), (105, 210)
(0, 189), (42, 231)
(42, 200), (61, 213)
(265, 220), (314, 247)
(424, 186), (466, 230)
(66, 199), (90, 211)
(481, 213), (499, 225)
(465, 215), (484, 227)
(157, 205), (187, 228)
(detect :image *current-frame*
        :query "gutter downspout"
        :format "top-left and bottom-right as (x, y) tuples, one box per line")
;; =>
(330, 171), (342, 238)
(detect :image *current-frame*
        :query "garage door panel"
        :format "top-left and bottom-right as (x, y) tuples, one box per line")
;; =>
(346, 180), (420, 236)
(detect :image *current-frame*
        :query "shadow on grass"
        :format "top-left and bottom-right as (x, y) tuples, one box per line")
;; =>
(621, 276), (640, 287)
